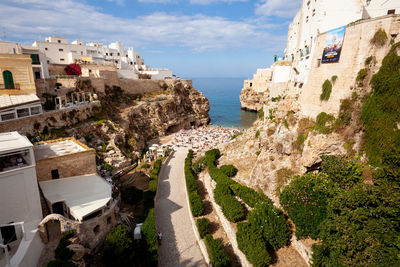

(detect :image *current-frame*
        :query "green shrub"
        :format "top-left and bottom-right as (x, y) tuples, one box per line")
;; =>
(321, 155), (362, 189)
(229, 183), (268, 208)
(314, 112), (335, 134)
(292, 133), (307, 152)
(192, 156), (206, 174)
(335, 98), (353, 130)
(237, 222), (272, 267)
(150, 159), (162, 180)
(142, 209), (158, 266)
(148, 179), (158, 193)
(361, 42), (400, 165)
(103, 225), (133, 266)
(365, 56), (375, 66)
(121, 186), (143, 205)
(189, 193), (204, 217)
(258, 107), (264, 119)
(320, 79), (332, 101)
(205, 234), (231, 267)
(220, 194), (245, 222)
(220, 165), (238, 177)
(185, 151), (198, 193)
(311, 183), (400, 266)
(248, 202), (291, 250)
(356, 68), (368, 86)
(196, 218), (211, 238)
(280, 173), (328, 239)
(331, 75), (338, 84)
(370, 28), (388, 47)
(140, 163), (151, 169)
(255, 130), (260, 138)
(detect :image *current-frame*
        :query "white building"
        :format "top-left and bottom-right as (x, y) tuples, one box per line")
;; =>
(0, 41), (50, 80)
(284, 0), (400, 87)
(32, 36), (173, 80)
(0, 132), (44, 267)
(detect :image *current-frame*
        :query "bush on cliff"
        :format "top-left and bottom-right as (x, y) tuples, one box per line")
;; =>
(370, 28), (388, 47)
(280, 173), (329, 239)
(361, 42), (400, 165)
(205, 234), (231, 267)
(320, 79), (332, 101)
(185, 151), (198, 193)
(237, 222), (272, 267)
(142, 209), (158, 266)
(314, 112), (335, 134)
(196, 218), (211, 238)
(189, 192), (204, 217)
(103, 225), (133, 266)
(220, 165), (238, 177)
(229, 183), (268, 208)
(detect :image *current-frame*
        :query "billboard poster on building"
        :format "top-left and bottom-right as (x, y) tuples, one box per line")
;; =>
(322, 25), (346, 63)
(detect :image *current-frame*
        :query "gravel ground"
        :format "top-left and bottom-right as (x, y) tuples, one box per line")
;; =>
(155, 148), (207, 267)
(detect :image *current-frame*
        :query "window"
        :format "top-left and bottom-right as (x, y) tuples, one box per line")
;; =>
(117, 53), (120, 56)
(51, 169), (59, 179)
(249, 82), (253, 87)
(58, 40), (61, 43)
(388, 9), (395, 15)
(31, 54), (40, 65)
(30, 106), (41, 115)
(2, 70), (15, 89)
(47, 60), (50, 64)
(1, 225), (16, 245)
(17, 108), (29, 118)
(59, 48), (63, 51)
(93, 225), (100, 234)
(89, 69), (92, 73)
(107, 216), (111, 224)
(45, 47), (48, 51)
(0, 112), (15, 121)
(60, 58), (64, 61)
(106, 53), (108, 56)
(110, 53), (113, 56)
(34, 71), (41, 79)
(115, 60), (118, 64)
(0, 150), (31, 171)
(312, 9), (316, 16)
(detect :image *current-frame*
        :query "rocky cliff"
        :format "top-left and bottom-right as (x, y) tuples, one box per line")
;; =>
(17, 80), (209, 169)
(220, 16), (400, 265)
(239, 88), (265, 111)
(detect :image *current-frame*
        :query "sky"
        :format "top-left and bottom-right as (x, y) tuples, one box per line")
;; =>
(0, 0), (302, 78)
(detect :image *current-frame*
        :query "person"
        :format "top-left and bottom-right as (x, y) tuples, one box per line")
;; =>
(157, 232), (162, 245)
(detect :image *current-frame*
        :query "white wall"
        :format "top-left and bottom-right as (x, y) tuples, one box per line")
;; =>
(365, 0), (400, 17)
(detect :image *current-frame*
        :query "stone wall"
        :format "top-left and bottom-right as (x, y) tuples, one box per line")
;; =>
(0, 102), (101, 134)
(35, 149), (96, 181)
(119, 79), (192, 95)
(38, 201), (117, 250)
(299, 15), (400, 118)
(48, 64), (66, 76)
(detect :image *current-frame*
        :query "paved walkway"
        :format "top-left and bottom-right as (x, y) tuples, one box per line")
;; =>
(155, 148), (206, 267)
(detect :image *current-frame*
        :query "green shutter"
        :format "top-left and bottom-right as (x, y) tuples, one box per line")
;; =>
(30, 54), (40, 65)
(3, 70), (15, 89)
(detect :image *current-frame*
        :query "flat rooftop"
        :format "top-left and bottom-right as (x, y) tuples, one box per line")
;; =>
(0, 131), (32, 153)
(34, 138), (88, 161)
(39, 174), (112, 221)
(0, 94), (40, 110)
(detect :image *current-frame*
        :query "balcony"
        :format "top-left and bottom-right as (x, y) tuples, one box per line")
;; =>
(0, 83), (20, 90)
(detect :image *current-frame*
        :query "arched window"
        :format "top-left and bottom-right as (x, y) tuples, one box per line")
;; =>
(3, 70), (15, 89)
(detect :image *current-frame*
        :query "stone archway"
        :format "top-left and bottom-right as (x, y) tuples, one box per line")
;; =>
(38, 214), (73, 244)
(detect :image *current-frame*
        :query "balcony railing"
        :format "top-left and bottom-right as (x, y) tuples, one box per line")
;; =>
(0, 83), (20, 90)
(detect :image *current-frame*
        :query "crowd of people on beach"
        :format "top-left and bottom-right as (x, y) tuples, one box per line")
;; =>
(171, 125), (243, 152)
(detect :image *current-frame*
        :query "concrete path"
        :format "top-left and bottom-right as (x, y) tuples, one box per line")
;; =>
(155, 148), (207, 267)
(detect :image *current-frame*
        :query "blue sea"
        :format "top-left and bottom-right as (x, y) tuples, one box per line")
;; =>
(192, 78), (257, 129)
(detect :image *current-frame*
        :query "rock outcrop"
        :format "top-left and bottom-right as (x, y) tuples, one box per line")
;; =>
(239, 88), (265, 111)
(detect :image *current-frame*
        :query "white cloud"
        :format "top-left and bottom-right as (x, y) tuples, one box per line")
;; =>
(255, 0), (302, 18)
(138, 0), (174, 3)
(190, 0), (247, 5)
(0, 0), (287, 52)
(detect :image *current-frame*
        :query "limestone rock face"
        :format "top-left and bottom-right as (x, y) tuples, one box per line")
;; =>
(67, 244), (90, 261)
(66, 81), (209, 168)
(239, 88), (265, 111)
